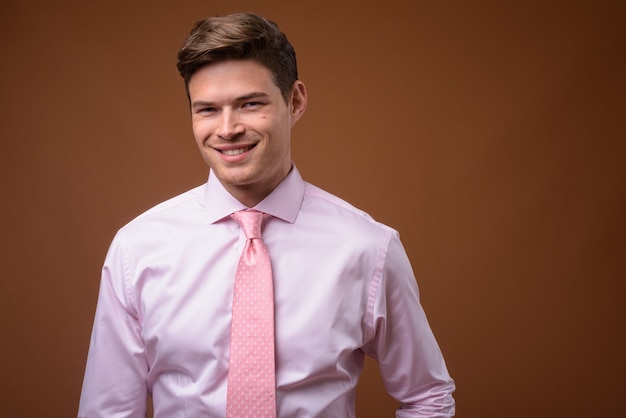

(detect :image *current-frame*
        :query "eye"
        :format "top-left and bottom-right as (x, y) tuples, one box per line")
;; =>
(242, 101), (263, 109)
(197, 106), (217, 114)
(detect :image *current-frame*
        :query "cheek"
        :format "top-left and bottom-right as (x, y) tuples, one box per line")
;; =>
(191, 122), (209, 144)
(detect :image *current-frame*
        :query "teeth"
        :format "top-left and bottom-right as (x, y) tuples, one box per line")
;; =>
(222, 146), (251, 156)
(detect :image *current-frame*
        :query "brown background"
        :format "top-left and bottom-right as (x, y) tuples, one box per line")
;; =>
(1, 1), (624, 417)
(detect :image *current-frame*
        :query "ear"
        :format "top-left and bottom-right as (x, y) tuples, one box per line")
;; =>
(289, 80), (307, 126)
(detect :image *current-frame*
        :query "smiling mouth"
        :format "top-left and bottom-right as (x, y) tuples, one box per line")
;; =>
(220, 145), (255, 156)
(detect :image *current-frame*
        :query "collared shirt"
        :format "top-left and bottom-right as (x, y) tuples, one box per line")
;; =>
(78, 166), (455, 417)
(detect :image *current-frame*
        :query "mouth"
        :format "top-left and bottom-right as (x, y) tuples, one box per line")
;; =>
(219, 144), (256, 156)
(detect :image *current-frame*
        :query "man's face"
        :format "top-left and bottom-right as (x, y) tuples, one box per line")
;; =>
(189, 59), (307, 207)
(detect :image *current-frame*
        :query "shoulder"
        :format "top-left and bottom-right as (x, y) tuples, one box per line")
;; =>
(302, 182), (397, 237)
(118, 183), (207, 236)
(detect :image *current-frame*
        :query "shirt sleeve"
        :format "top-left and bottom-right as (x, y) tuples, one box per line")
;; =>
(363, 230), (456, 417)
(78, 231), (149, 418)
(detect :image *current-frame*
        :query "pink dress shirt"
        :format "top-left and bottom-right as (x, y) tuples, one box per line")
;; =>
(78, 165), (455, 417)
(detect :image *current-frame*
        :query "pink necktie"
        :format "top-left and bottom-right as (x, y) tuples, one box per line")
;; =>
(226, 210), (277, 418)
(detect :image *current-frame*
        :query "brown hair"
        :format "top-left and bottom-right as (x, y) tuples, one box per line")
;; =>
(177, 13), (298, 102)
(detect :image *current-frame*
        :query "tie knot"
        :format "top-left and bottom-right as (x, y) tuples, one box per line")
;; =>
(231, 209), (265, 239)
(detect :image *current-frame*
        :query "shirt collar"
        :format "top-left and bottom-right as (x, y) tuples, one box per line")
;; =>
(203, 164), (305, 224)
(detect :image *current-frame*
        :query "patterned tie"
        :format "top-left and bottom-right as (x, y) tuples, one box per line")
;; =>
(226, 209), (277, 418)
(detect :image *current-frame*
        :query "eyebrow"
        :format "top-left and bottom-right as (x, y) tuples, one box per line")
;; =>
(191, 92), (271, 109)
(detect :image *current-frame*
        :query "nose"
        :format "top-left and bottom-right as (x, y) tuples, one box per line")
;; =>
(217, 109), (245, 140)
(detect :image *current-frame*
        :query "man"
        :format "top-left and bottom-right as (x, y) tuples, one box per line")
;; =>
(78, 12), (455, 417)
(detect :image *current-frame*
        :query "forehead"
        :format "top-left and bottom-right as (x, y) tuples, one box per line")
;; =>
(188, 59), (279, 99)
